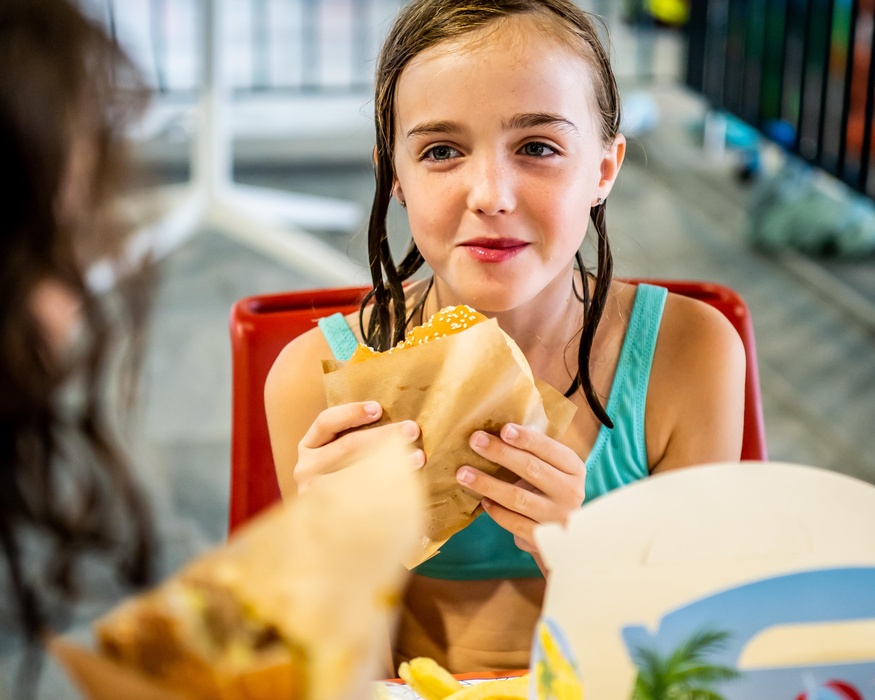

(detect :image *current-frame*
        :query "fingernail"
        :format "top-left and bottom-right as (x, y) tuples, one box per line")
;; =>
(481, 497), (493, 509)
(503, 424), (519, 440)
(410, 449), (425, 469)
(457, 467), (474, 485)
(364, 401), (381, 417)
(471, 432), (488, 448)
(401, 420), (420, 440)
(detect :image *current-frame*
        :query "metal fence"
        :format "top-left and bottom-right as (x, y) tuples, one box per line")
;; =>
(686, 0), (875, 200)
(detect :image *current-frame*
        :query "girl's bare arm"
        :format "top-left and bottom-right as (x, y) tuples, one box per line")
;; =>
(646, 294), (747, 474)
(265, 327), (422, 499)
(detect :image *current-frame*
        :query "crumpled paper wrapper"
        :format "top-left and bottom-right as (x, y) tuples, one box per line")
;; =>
(323, 317), (577, 568)
(50, 435), (425, 700)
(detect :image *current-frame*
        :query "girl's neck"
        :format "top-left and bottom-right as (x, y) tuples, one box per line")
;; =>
(420, 271), (585, 370)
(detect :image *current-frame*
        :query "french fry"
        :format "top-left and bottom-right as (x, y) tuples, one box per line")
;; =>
(398, 657), (464, 700)
(443, 675), (530, 700)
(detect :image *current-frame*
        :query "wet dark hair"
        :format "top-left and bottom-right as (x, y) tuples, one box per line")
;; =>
(0, 0), (155, 688)
(363, 0), (621, 427)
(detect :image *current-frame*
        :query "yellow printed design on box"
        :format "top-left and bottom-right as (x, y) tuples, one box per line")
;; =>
(532, 619), (584, 700)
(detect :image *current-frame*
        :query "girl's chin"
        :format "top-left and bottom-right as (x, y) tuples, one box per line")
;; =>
(431, 281), (541, 314)
(432, 263), (569, 306)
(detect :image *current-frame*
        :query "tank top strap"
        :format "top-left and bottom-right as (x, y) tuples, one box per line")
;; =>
(609, 282), (668, 425)
(317, 313), (359, 361)
(585, 282), (668, 491)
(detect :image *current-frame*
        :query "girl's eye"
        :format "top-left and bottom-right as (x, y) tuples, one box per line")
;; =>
(521, 142), (557, 157)
(424, 145), (459, 161)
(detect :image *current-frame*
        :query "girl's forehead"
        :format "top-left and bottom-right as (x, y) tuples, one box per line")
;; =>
(395, 17), (597, 119)
(405, 14), (584, 74)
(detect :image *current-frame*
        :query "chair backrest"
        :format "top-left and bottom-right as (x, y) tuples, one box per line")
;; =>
(228, 280), (767, 534)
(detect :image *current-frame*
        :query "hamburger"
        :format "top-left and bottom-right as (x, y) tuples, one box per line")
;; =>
(322, 305), (577, 566)
(349, 305), (533, 382)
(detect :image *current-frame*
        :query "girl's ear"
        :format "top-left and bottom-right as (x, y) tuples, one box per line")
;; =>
(595, 133), (626, 203)
(392, 178), (405, 206)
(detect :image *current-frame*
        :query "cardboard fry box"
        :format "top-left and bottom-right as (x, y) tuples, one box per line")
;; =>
(51, 436), (425, 700)
(531, 462), (875, 700)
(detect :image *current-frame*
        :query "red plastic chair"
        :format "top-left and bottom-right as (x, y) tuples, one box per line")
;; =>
(228, 280), (767, 534)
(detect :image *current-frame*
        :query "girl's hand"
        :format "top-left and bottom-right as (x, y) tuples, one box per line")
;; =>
(295, 401), (424, 493)
(456, 423), (586, 563)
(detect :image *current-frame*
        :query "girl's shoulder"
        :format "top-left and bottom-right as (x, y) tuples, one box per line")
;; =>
(660, 287), (742, 355)
(269, 278), (431, 378)
(651, 284), (745, 386)
(611, 278), (740, 348)
(269, 308), (364, 379)
(645, 283), (747, 468)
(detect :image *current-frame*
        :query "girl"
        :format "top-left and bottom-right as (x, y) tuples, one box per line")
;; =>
(0, 0), (155, 693)
(266, 0), (745, 674)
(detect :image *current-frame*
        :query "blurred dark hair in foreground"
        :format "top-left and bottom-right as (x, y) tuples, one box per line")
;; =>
(0, 0), (156, 693)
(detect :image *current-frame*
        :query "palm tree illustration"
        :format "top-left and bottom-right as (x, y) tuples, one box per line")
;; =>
(631, 628), (740, 700)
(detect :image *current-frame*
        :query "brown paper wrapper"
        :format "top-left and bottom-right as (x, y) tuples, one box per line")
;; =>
(323, 318), (577, 567)
(51, 435), (425, 700)
(49, 638), (187, 700)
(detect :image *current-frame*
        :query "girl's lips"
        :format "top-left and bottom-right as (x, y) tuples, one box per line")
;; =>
(460, 238), (529, 263)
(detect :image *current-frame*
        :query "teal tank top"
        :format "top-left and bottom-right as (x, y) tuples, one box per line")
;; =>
(316, 283), (667, 580)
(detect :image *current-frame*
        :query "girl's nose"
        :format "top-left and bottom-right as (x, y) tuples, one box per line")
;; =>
(466, 155), (516, 216)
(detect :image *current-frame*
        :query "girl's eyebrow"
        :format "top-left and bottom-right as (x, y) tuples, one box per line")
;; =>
(406, 119), (467, 139)
(504, 112), (579, 134)
(405, 113), (578, 139)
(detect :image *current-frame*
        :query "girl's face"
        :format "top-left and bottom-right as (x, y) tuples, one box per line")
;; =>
(392, 17), (624, 313)
(30, 278), (81, 357)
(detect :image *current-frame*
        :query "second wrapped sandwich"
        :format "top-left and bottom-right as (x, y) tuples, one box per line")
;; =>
(51, 435), (425, 700)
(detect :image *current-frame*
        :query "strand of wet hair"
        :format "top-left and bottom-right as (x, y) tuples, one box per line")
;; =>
(361, 154), (397, 349)
(361, 147), (428, 349)
(566, 201), (613, 428)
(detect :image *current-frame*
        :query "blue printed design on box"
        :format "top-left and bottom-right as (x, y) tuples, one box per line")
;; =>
(622, 567), (875, 700)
